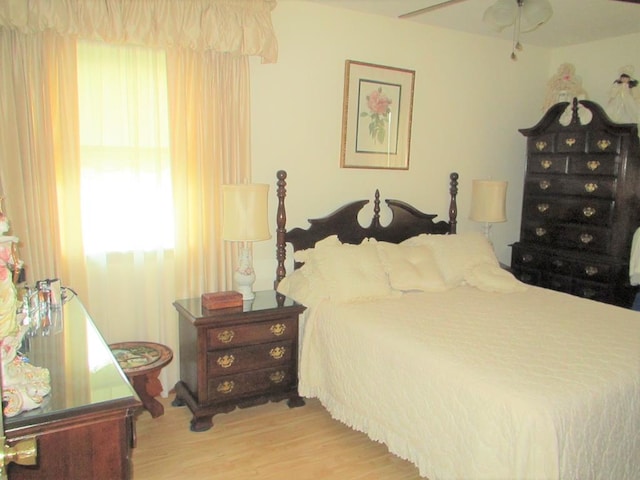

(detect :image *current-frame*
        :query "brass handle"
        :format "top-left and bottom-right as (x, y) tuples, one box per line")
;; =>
(582, 206), (596, 218)
(586, 160), (600, 171)
(269, 346), (286, 359)
(269, 371), (286, 384)
(540, 159), (552, 169)
(552, 259), (564, 268)
(580, 233), (594, 244)
(565, 137), (576, 147)
(597, 139), (611, 151)
(584, 182), (598, 193)
(521, 254), (533, 263)
(216, 381), (235, 394)
(537, 203), (549, 213)
(535, 227), (547, 237)
(1, 437), (37, 469)
(270, 323), (286, 336)
(217, 330), (234, 343)
(216, 354), (235, 368)
(535, 141), (547, 151)
(539, 180), (551, 190)
(584, 266), (599, 276)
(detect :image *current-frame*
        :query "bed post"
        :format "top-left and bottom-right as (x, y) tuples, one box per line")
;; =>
(275, 170), (288, 288)
(449, 172), (459, 234)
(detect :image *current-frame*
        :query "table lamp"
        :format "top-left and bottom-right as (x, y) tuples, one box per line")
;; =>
(222, 184), (271, 300)
(469, 179), (507, 242)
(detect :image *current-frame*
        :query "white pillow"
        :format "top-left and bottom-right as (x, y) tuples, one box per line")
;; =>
(377, 242), (449, 292)
(420, 232), (499, 286)
(276, 267), (328, 308)
(465, 263), (528, 293)
(307, 238), (393, 303)
(293, 235), (342, 264)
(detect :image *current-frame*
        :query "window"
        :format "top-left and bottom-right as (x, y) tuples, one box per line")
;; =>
(76, 41), (174, 254)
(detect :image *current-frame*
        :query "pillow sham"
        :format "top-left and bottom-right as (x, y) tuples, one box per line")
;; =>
(377, 242), (449, 292)
(412, 232), (499, 286)
(465, 262), (528, 293)
(276, 267), (328, 308)
(303, 238), (393, 303)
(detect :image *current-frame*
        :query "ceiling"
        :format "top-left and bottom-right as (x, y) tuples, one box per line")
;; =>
(304, 0), (640, 48)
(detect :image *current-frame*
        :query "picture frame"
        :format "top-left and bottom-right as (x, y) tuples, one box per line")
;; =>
(340, 60), (415, 170)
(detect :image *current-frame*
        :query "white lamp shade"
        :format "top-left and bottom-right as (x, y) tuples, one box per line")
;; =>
(222, 184), (271, 241)
(469, 180), (508, 223)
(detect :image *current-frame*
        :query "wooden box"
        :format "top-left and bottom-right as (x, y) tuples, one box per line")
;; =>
(201, 291), (243, 310)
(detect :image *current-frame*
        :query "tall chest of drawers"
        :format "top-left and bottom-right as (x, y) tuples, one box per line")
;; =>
(511, 99), (640, 307)
(173, 290), (306, 432)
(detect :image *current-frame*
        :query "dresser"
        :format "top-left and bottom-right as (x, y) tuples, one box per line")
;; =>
(172, 290), (306, 432)
(511, 99), (640, 307)
(5, 295), (140, 480)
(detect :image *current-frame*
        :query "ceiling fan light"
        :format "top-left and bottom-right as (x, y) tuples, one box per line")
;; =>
(520, 0), (553, 32)
(483, 0), (517, 31)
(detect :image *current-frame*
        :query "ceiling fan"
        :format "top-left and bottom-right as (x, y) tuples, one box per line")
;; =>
(399, 0), (640, 60)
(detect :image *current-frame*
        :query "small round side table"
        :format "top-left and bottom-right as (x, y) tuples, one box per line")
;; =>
(110, 341), (173, 418)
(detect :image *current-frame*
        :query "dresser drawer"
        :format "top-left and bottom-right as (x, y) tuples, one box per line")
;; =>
(525, 174), (617, 199)
(556, 131), (586, 153)
(523, 196), (614, 226)
(587, 132), (621, 154)
(554, 224), (611, 254)
(511, 266), (541, 285)
(572, 279), (612, 303)
(207, 318), (296, 350)
(527, 155), (568, 174)
(568, 155), (617, 176)
(527, 134), (555, 153)
(207, 366), (295, 401)
(208, 341), (293, 375)
(541, 272), (573, 294)
(511, 244), (545, 269)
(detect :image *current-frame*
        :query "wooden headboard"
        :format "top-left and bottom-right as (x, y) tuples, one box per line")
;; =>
(274, 170), (459, 285)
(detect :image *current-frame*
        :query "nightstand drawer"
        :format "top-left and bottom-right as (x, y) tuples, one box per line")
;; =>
(207, 318), (296, 349)
(208, 341), (293, 375)
(208, 366), (295, 401)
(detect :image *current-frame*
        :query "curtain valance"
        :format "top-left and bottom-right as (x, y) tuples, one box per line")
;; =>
(0, 0), (278, 62)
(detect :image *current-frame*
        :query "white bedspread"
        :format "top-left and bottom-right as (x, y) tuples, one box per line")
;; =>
(298, 286), (640, 480)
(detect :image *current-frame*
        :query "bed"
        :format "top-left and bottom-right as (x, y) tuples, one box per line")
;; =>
(272, 170), (640, 480)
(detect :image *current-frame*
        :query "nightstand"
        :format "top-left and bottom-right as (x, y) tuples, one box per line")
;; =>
(172, 290), (306, 432)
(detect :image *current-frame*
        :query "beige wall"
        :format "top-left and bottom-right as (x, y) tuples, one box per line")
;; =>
(249, 1), (638, 290)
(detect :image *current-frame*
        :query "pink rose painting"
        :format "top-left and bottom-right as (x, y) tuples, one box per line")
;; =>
(361, 87), (392, 144)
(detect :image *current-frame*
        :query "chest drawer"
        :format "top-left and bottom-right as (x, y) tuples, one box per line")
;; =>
(527, 155), (568, 174)
(525, 174), (617, 199)
(554, 224), (611, 254)
(207, 317), (296, 350)
(568, 155), (617, 176)
(523, 196), (614, 226)
(208, 341), (293, 376)
(587, 132), (621, 154)
(208, 366), (295, 401)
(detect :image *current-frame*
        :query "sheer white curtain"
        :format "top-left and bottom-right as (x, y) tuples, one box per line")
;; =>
(76, 41), (177, 355)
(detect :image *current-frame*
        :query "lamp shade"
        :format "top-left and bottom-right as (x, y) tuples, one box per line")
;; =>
(469, 180), (507, 223)
(222, 184), (271, 242)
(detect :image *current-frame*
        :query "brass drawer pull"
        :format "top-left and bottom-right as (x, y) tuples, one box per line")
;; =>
(216, 354), (235, 368)
(269, 346), (286, 359)
(216, 380), (235, 394)
(539, 180), (551, 190)
(586, 160), (600, 171)
(565, 138), (576, 147)
(540, 159), (552, 169)
(551, 259), (564, 268)
(584, 182), (598, 193)
(535, 227), (547, 237)
(521, 254), (534, 263)
(582, 206), (596, 218)
(535, 141), (547, 151)
(269, 371), (286, 384)
(597, 139), (611, 151)
(270, 323), (286, 336)
(580, 233), (594, 244)
(537, 203), (549, 213)
(584, 266), (599, 276)
(217, 330), (235, 343)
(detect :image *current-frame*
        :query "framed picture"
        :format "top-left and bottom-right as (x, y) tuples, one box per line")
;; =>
(340, 60), (415, 170)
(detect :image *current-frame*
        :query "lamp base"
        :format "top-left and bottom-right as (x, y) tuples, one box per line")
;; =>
(234, 245), (256, 300)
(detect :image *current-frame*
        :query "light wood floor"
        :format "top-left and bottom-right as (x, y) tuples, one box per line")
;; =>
(132, 395), (422, 479)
